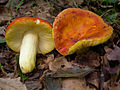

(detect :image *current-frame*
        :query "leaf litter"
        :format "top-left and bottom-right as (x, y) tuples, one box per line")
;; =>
(0, 0), (120, 90)
(0, 77), (27, 90)
(104, 45), (120, 61)
(44, 56), (95, 90)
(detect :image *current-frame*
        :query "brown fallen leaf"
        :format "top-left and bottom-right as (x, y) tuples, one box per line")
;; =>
(47, 66), (95, 78)
(25, 80), (42, 90)
(103, 65), (120, 75)
(37, 54), (54, 70)
(75, 51), (100, 67)
(0, 77), (27, 90)
(45, 54), (54, 64)
(110, 82), (120, 90)
(104, 79), (120, 90)
(102, 67), (111, 81)
(62, 78), (95, 90)
(48, 56), (95, 77)
(0, 26), (5, 36)
(44, 67), (95, 90)
(0, 0), (8, 5)
(44, 77), (62, 90)
(49, 56), (72, 71)
(44, 55), (95, 90)
(86, 72), (100, 89)
(104, 45), (120, 61)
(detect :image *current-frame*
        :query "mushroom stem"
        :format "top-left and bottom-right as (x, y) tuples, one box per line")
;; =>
(19, 31), (38, 73)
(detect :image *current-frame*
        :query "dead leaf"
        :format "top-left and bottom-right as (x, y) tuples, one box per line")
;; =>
(0, 77), (27, 90)
(75, 51), (100, 67)
(0, 0), (8, 5)
(47, 66), (95, 78)
(76, 0), (84, 5)
(37, 54), (54, 70)
(47, 54), (96, 90)
(104, 79), (120, 90)
(45, 64), (95, 90)
(0, 26), (5, 36)
(104, 79), (110, 90)
(103, 65), (120, 75)
(37, 55), (47, 70)
(49, 56), (72, 71)
(45, 54), (54, 64)
(104, 45), (120, 61)
(86, 72), (100, 89)
(44, 77), (62, 90)
(25, 80), (42, 90)
(44, 67), (95, 90)
(110, 82), (120, 90)
(27, 72), (40, 80)
(102, 67), (111, 81)
(62, 78), (95, 90)
(0, 16), (10, 26)
(0, 26), (5, 41)
(64, 0), (84, 7)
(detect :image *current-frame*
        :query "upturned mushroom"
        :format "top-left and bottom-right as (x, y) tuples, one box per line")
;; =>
(5, 17), (54, 73)
(53, 8), (113, 55)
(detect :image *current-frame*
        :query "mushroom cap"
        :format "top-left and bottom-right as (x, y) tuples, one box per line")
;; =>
(5, 17), (54, 54)
(53, 8), (113, 55)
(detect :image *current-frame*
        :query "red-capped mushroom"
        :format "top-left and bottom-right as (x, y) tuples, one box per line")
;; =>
(5, 17), (54, 73)
(53, 8), (113, 55)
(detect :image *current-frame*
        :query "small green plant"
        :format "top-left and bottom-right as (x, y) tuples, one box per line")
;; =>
(100, 0), (118, 10)
(100, 0), (118, 4)
(96, 10), (120, 28)
(8, 0), (24, 20)
(15, 56), (29, 81)
(0, 62), (6, 74)
(46, 0), (54, 15)
(115, 68), (120, 82)
(72, 0), (78, 8)
(15, 0), (24, 17)
(46, 0), (51, 6)
(0, 39), (6, 43)
(8, 0), (13, 20)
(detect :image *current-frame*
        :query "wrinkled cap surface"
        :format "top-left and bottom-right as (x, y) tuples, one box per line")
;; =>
(5, 17), (54, 54)
(53, 8), (113, 55)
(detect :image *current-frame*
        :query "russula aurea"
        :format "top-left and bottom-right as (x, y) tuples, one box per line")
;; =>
(53, 8), (113, 55)
(5, 17), (54, 73)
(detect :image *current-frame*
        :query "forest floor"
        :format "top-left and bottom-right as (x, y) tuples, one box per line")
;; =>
(0, 0), (120, 90)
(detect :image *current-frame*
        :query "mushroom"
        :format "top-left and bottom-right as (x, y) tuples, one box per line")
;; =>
(53, 8), (113, 55)
(5, 17), (54, 73)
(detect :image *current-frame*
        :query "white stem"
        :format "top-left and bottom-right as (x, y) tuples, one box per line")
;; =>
(19, 31), (38, 73)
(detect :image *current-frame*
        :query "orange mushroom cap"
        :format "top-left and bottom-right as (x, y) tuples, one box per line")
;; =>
(53, 8), (113, 55)
(6, 17), (52, 33)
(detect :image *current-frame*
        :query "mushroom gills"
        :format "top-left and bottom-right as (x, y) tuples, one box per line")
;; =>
(19, 31), (38, 73)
